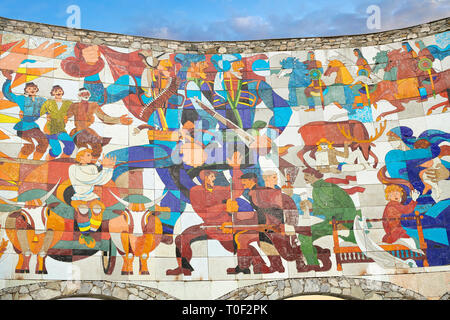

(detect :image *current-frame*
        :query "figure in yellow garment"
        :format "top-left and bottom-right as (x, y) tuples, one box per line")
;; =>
(40, 85), (75, 160)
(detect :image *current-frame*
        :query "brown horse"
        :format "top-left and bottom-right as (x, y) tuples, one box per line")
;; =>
(369, 49), (450, 120)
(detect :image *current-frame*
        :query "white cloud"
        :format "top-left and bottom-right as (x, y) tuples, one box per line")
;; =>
(128, 0), (449, 41)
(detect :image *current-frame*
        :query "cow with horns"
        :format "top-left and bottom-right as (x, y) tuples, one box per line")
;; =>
(0, 182), (64, 274)
(108, 191), (170, 275)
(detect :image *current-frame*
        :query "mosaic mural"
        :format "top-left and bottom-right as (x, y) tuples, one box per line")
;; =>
(0, 29), (449, 283)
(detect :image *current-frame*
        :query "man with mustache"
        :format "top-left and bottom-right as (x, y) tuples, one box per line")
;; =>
(66, 88), (132, 161)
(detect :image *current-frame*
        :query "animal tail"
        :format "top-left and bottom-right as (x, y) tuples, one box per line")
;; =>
(377, 166), (414, 191)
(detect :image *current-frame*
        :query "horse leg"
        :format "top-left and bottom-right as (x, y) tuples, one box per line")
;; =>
(377, 100), (405, 121)
(370, 149), (378, 169)
(297, 145), (316, 168)
(426, 91), (450, 115)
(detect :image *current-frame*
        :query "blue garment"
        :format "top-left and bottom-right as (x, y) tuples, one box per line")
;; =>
(2, 79), (46, 132)
(46, 132), (75, 157)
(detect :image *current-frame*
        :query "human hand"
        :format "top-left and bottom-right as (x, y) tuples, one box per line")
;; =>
(250, 134), (272, 155)
(1, 69), (13, 80)
(410, 189), (420, 201)
(28, 41), (68, 59)
(120, 114), (133, 125)
(132, 127), (141, 136)
(82, 45), (101, 65)
(226, 199), (239, 212)
(300, 200), (312, 211)
(226, 151), (242, 168)
(424, 163), (450, 183)
(101, 154), (116, 168)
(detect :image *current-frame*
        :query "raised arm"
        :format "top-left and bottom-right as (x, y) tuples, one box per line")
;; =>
(2, 78), (24, 106)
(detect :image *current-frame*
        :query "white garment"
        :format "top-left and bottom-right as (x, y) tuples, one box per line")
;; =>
(69, 164), (113, 201)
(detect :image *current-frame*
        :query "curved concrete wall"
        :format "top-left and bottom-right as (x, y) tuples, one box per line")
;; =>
(0, 16), (448, 300)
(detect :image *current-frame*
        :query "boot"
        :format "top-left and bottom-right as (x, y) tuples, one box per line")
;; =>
(226, 265), (251, 275)
(298, 234), (319, 266)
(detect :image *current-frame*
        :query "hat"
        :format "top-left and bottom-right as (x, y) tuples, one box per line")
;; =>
(240, 172), (258, 180)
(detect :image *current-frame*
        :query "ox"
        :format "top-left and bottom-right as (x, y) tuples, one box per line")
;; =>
(0, 182), (63, 274)
(297, 120), (386, 169)
(108, 192), (169, 275)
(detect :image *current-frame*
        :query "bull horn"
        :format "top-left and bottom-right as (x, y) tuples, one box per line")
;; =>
(0, 179), (60, 207)
(39, 179), (61, 203)
(143, 191), (168, 210)
(109, 191), (131, 208)
(0, 195), (26, 207)
(109, 190), (168, 210)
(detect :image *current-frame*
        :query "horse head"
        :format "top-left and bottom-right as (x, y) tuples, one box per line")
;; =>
(279, 57), (310, 86)
(325, 59), (354, 85)
(324, 59), (343, 77)
(385, 49), (403, 72)
(372, 50), (389, 74)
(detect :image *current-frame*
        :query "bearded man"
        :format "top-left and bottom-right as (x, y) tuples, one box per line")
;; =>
(66, 88), (132, 160)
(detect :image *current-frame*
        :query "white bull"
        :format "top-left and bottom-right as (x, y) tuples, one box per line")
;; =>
(108, 191), (169, 275)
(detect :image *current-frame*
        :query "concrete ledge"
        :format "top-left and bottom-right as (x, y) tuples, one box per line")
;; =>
(0, 16), (448, 53)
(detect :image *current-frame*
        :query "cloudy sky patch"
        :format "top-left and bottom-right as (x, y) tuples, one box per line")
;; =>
(0, 0), (448, 41)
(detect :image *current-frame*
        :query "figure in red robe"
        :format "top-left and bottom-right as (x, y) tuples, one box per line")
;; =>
(382, 184), (419, 243)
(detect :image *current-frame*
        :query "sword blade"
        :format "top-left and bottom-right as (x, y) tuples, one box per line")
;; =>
(192, 97), (255, 146)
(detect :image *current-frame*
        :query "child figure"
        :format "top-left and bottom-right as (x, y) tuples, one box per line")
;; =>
(382, 184), (420, 244)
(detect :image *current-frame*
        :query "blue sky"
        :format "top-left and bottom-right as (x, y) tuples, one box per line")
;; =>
(0, 0), (448, 41)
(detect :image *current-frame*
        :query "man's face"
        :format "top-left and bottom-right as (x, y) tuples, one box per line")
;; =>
(303, 173), (315, 185)
(188, 61), (207, 79)
(263, 174), (278, 188)
(79, 151), (93, 164)
(157, 59), (173, 77)
(230, 60), (244, 79)
(205, 173), (216, 186)
(241, 179), (256, 189)
(79, 91), (91, 101)
(320, 143), (329, 150)
(25, 85), (38, 96)
(53, 88), (64, 99)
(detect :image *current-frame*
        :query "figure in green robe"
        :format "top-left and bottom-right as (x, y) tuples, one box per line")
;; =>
(298, 167), (361, 266)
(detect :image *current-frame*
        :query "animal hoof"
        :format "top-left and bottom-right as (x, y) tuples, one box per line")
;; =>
(15, 269), (29, 274)
(139, 271), (150, 275)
